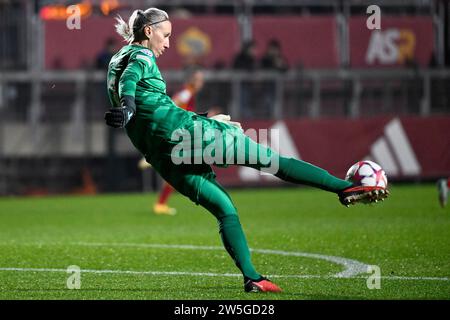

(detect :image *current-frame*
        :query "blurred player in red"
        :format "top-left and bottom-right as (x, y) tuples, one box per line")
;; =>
(139, 69), (207, 215)
(437, 178), (449, 208)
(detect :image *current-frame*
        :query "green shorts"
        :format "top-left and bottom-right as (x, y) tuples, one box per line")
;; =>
(127, 113), (277, 203)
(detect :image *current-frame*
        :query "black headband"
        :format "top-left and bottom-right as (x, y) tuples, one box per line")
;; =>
(148, 18), (169, 26)
(137, 10), (168, 27)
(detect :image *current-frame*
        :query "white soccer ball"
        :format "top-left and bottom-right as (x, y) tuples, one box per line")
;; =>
(345, 160), (388, 189)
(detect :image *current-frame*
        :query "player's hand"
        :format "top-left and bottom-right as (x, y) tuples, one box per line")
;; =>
(210, 114), (242, 130)
(138, 157), (152, 170)
(104, 106), (134, 128)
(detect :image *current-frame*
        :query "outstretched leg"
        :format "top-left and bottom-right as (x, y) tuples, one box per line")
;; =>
(236, 135), (352, 192)
(182, 117), (353, 194)
(226, 134), (387, 205)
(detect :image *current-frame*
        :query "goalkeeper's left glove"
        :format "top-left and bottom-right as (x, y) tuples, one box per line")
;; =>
(104, 95), (136, 128)
(210, 114), (242, 130)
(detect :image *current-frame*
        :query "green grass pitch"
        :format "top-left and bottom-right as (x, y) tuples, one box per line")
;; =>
(0, 184), (449, 300)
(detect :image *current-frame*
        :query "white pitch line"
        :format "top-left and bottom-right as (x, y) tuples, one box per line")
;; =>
(0, 267), (448, 282)
(1, 242), (449, 282)
(250, 248), (368, 278)
(72, 242), (369, 278)
(0, 267), (243, 278)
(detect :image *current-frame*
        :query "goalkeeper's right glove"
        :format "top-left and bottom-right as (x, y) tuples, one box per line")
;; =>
(104, 95), (136, 128)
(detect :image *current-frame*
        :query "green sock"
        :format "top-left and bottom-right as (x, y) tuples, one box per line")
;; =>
(197, 179), (261, 281)
(276, 156), (352, 192)
(239, 136), (352, 193)
(218, 215), (261, 281)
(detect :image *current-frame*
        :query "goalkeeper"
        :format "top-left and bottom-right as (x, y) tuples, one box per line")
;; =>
(105, 8), (388, 293)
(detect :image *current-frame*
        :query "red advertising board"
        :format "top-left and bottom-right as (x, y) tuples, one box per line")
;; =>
(45, 16), (122, 69)
(45, 16), (239, 70)
(349, 16), (434, 68)
(44, 15), (436, 70)
(213, 116), (450, 186)
(252, 16), (339, 68)
(157, 16), (240, 69)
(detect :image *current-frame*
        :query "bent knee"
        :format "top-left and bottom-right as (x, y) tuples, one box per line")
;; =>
(217, 214), (241, 230)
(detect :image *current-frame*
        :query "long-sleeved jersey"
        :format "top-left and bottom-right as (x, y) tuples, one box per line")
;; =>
(105, 43), (284, 207)
(107, 44), (193, 144)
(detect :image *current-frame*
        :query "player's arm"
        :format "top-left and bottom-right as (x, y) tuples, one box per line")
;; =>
(105, 55), (147, 128)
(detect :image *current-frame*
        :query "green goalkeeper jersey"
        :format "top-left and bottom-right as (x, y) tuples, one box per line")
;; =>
(107, 44), (193, 146)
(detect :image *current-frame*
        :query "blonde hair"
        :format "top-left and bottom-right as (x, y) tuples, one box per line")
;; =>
(115, 8), (169, 43)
